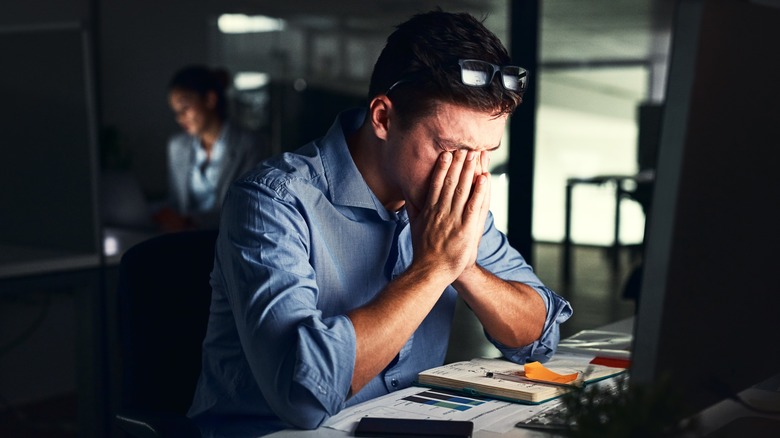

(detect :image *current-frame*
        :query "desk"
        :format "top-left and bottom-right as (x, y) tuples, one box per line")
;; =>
(267, 315), (780, 437)
(0, 227), (158, 437)
(267, 319), (635, 438)
(0, 227), (157, 278)
(1, 258), (106, 437)
(102, 226), (163, 266)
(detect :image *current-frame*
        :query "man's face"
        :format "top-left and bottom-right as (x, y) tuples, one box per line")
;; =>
(382, 102), (508, 212)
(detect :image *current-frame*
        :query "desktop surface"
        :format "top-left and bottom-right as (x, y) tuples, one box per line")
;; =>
(0, 243), (100, 279)
(266, 315), (780, 437)
(266, 318), (635, 438)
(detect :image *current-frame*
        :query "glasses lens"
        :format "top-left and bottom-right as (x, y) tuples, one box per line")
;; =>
(461, 60), (494, 87)
(500, 66), (527, 91)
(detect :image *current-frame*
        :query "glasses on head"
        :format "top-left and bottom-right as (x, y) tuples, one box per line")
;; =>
(458, 59), (527, 92)
(384, 59), (528, 96)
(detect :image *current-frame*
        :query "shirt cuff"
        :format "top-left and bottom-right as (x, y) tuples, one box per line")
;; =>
(293, 314), (357, 417)
(490, 286), (573, 363)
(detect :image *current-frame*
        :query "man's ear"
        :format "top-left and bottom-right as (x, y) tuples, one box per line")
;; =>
(368, 95), (392, 141)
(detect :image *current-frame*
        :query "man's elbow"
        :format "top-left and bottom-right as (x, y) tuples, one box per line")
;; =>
(272, 385), (337, 430)
(503, 315), (546, 348)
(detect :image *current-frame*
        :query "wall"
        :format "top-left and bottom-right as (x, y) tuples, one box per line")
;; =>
(97, 1), (378, 199)
(99, 1), (215, 199)
(1, 0), (89, 24)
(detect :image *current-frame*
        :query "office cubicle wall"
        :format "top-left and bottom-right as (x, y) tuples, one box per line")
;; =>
(0, 23), (100, 260)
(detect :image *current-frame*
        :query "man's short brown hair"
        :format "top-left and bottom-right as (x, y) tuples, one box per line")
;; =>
(368, 10), (523, 129)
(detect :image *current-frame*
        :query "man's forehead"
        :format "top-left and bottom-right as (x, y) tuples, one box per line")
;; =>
(423, 106), (507, 151)
(436, 137), (502, 151)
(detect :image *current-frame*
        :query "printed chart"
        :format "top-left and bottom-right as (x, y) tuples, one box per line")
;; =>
(402, 389), (486, 412)
(322, 386), (548, 434)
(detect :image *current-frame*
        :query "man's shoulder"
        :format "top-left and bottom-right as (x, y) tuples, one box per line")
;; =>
(237, 142), (327, 194)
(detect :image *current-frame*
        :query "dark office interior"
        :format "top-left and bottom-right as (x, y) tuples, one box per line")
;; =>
(4, 0), (779, 437)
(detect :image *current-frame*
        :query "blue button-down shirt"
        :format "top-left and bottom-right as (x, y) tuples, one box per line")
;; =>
(188, 108), (572, 437)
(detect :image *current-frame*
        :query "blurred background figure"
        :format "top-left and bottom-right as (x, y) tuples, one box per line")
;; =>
(154, 64), (266, 231)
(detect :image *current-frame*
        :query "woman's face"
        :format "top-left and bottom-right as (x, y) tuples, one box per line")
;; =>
(168, 88), (217, 137)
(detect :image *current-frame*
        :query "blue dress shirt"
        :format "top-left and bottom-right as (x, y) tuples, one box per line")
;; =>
(188, 108), (572, 436)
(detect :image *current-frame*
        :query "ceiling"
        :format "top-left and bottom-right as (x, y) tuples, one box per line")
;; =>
(239, 0), (677, 66)
(539, 0), (675, 65)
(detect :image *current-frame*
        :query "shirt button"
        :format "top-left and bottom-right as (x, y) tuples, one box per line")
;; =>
(391, 379), (399, 388)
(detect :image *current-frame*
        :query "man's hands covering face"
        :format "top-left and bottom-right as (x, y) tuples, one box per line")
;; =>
(405, 149), (491, 281)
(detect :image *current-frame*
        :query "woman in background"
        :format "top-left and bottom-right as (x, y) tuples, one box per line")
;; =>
(154, 65), (265, 231)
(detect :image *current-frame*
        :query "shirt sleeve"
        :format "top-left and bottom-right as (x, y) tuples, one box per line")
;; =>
(476, 213), (574, 363)
(216, 177), (356, 429)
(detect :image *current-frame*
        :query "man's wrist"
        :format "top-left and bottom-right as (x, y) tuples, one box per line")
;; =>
(404, 258), (458, 288)
(452, 263), (485, 290)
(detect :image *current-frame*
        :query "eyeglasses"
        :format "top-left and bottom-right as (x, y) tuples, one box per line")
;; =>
(458, 59), (527, 92)
(384, 59), (528, 96)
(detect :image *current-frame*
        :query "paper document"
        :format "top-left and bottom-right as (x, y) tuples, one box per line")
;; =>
(322, 386), (542, 434)
(557, 330), (633, 360)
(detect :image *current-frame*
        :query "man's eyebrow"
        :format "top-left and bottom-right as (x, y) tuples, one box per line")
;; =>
(437, 138), (502, 152)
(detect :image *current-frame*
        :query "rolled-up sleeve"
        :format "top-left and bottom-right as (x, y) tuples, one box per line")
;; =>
(218, 178), (356, 429)
(487, 285), (573, 363)
(476, 213), (573, 364)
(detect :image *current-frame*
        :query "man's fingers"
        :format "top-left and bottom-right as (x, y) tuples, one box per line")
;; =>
(439, 150), (473, 210)
(464, 172), (490, 225)
(450, 151), (478, 213)
(478, 172), (491, 228)
(478, 152), (491, 223)
(426, 152), (452, 207)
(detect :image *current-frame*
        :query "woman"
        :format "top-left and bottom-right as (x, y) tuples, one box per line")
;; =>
(155, 65), (265, 231)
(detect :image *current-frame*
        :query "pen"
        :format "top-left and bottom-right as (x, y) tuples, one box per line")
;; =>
(484, 371), (581, 388)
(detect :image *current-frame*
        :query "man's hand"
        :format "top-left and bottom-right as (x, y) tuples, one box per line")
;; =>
(349, 148), (493, 394)
(405, 149), (491, 282)
(406, 149), (546, 349)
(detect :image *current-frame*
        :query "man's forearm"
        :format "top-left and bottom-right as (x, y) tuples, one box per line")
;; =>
(346, 262), (452, 394)
(453, 264), (546, 348)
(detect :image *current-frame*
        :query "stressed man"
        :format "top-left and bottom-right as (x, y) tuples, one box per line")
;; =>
(188, 10), (572, 436)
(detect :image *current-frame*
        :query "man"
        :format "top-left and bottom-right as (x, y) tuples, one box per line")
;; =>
(188, 10), (572, 436)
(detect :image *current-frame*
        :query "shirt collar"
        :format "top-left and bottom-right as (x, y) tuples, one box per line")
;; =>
(319, 109), (372, 205)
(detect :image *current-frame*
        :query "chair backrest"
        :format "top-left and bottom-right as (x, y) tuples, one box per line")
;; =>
(117, 229), (218, 415)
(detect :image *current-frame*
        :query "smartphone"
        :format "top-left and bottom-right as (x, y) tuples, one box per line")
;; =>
(354, 417), (473, 438)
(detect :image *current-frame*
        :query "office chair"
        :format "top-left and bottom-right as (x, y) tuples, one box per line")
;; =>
(115, 229), (218, 438)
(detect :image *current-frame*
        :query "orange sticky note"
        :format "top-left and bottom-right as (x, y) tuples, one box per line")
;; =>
(524, 361), (579, 384)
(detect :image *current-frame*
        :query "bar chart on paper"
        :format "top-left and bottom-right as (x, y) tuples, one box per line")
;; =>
(323, 386), (529, 433)
(402, 389), (486, 411)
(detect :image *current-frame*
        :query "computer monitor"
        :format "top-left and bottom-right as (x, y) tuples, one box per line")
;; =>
(631, 0), (780, 419)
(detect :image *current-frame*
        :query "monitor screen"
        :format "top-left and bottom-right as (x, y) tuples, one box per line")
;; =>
(631, 0), (780, 418)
